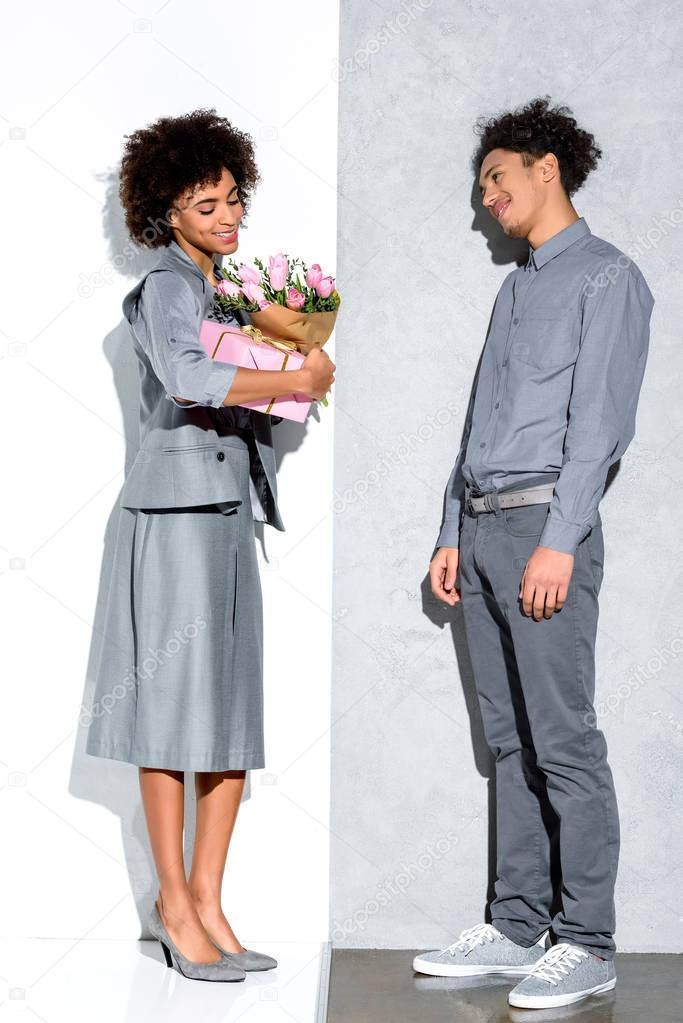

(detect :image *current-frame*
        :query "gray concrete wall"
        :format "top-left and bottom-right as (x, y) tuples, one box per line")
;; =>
(331, 0), (682, 951)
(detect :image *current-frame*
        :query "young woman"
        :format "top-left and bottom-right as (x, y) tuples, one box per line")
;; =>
(83, 108), (335, 982)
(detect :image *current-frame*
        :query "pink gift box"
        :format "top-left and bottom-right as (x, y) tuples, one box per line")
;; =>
(199, 319), (313, 423)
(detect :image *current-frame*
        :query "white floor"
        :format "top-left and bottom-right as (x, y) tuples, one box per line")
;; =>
(1, 939), (327, 1022)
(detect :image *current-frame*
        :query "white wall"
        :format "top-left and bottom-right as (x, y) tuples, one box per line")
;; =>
(1, 0), (338, 943)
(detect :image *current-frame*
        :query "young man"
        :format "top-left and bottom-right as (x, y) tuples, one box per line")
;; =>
(415, 97), (654, 1009)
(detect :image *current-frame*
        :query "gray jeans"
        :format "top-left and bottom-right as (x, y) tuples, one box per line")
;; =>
(457, 499), (620, 959)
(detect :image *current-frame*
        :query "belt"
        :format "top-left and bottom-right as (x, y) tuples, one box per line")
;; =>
(464, 480), (556, 515)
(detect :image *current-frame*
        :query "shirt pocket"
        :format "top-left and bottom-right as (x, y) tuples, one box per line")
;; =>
(510, 304), (579, 370)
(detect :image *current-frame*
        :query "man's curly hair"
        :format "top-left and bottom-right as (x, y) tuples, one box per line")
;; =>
(471, 96), (602, 197)
(119, 108), (261, 249)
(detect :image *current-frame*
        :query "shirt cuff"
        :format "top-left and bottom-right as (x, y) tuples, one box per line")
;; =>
(202, 362), (239, 408)
(166, 362), (239, 409)
(167, 394), (201, 408)
(538, 516), (587, 555)
(435, 517), (461, 549)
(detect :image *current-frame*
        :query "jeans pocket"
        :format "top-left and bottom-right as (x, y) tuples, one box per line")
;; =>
(502, 502), (550, 537)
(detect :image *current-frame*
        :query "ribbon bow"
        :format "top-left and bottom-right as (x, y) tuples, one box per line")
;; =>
(239, 324), (299, 354)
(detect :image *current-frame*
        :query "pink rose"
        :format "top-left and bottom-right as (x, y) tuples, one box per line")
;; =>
(268, 253), (289, 292)
(305, 263), (323, 289)
(215, 279), (242, 298)
(285, 287), (306, 310)
(316, 275), (335, 299)
(237, 264), (262, 285)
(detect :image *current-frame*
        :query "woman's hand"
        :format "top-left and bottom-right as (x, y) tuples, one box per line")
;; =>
(301, 344), (336, 400)
(295, 338), (329, 356)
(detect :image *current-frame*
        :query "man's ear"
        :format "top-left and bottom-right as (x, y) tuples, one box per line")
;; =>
(540, 152), (560, 185)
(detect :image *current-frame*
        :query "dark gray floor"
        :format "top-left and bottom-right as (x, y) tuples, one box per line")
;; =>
(327, 950), (682, 1023)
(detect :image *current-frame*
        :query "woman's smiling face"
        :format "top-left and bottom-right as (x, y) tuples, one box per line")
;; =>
(169, 165), (243, 256)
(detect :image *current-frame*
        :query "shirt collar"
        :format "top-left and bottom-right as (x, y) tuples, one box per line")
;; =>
(159, 238), (223, 290)
(525, 217), (590, 271)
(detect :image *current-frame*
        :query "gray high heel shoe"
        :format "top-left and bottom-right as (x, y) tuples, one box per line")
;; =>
(148, 900), (246, 982)
(211, 939), (278, 972)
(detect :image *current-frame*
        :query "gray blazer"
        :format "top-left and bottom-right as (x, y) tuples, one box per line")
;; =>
(119, 239), (285, 531)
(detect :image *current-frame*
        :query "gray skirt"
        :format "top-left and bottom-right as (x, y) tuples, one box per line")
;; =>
(84, 434), (264, 771)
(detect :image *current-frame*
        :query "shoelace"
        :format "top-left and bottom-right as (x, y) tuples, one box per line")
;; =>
(446, 923), (502, 956)
(527, 943), (589, 985)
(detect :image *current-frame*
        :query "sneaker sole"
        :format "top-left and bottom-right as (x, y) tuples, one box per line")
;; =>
(508, 977), (617, 1008)
(412, 958), (539, 978)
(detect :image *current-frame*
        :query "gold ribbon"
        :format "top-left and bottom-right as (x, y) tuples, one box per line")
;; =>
(239, 323), (299, 354)
(211, 324), (298, 415)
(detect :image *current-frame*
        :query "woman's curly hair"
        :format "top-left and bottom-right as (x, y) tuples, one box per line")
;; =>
(119, 108), (261, 249)
(471, 96), (602, 197)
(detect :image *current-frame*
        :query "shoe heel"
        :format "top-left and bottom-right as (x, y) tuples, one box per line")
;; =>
(150, 900), (245, 982)
(159, 940), (173, 968)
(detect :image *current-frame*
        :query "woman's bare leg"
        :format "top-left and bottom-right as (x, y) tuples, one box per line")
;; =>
(138, 767), (223, 962)
(188, 770), (247, 953)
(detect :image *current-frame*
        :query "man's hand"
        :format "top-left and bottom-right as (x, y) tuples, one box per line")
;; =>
(519, 546), (575, 620)
(430, 546), (461, 606)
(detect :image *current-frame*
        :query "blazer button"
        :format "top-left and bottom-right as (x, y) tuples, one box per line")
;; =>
(216, 451), (225, 462)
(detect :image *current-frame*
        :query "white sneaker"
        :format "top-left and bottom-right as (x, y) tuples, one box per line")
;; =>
(508, 942), (617, 1008)
(412, 923), (548, 977)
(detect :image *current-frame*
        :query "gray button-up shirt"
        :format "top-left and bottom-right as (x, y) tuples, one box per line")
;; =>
(436, 217), (655, 554)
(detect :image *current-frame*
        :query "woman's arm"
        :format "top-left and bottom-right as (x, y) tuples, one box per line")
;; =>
(139, 270), (319, 408)
(171, 365), (312, 406)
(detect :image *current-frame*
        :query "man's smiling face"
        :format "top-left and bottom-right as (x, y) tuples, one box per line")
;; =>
(479, 148), (545, 240)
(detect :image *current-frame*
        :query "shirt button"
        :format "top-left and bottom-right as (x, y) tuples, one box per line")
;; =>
(216, 451), (225, 461)
(502, 359), (508, 366)
(479, 442), (485, 448)
(513, 317), (519, 325)
(494, 402), (500, 409)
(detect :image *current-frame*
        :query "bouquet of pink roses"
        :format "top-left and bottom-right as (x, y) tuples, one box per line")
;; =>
(214, 253), (340, 356)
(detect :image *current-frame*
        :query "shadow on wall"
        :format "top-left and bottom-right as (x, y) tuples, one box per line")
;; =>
(66, 168), (314, 940)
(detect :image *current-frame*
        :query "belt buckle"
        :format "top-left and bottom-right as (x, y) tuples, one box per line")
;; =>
(482, 491), (499, 513)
